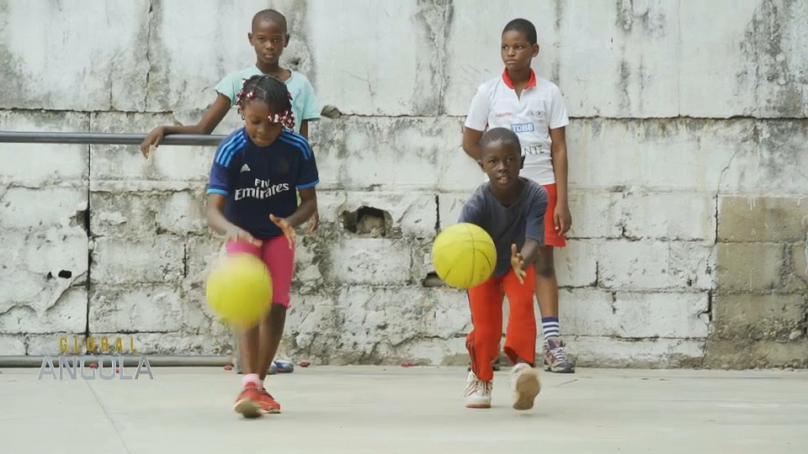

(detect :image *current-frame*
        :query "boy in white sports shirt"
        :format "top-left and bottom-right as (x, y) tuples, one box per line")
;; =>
(462, 18), (574, 373)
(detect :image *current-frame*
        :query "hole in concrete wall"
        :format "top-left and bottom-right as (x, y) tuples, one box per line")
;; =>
(46, 272), (54, 280)
(58, 270), (72, 279)
(69, 208), (89, 234)
(422, 271), (445, 288)
(341, 206), (392, 237)
(320, 105), (342, 119)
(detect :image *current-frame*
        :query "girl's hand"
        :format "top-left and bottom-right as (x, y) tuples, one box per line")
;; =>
(140, 126), (165, 158)
(306, 210), (320, 235)
(225, 225), (262, 247)
(554, 202), (572, 236)
(270, 214), (295, 249)
(510, 243), (526, 285)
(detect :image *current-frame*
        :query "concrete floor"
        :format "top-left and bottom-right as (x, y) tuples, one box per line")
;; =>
(1, 366), (806, 454)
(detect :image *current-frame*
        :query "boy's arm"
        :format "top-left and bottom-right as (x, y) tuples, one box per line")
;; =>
(299, 120), (309, 139)
(550, 127), (572, 235)
(510, 239), (540, 284)
(140, 94), (231, 157)
(206, 194), (261, 246)
(519, 239), (541, 268)
(513, 184), (548, 279)
(462, 85), (489, 163)
(462, 127), (484, 162)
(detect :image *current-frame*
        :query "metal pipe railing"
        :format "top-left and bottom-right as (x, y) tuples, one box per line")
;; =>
(0, 131), (226, 146)
(0, 129), (228, 366)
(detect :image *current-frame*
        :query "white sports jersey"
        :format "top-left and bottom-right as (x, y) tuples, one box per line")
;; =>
(465, 70), (569, 185)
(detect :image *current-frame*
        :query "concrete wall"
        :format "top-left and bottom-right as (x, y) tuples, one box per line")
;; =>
(0, 0), (806, 368)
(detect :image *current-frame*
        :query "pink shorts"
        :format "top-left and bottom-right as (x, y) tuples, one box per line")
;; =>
(226, 236), (295, 308)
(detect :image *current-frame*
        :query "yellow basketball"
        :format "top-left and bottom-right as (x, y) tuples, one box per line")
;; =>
(431, 223), (496, 289)
(206, 254), (273, 328)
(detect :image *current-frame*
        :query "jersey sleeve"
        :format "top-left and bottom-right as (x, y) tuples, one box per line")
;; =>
(463, 84), (490, 132)
(207, 160), (231, 197)
(525, 185), (548, 245)
(458, 188), (487, 227)
(300, 77), (321, 121)
(548, 84), (570, 130)
(295, 138), (319, 190)
(207, 134), (242, 196)
(214, 72), (240, 106)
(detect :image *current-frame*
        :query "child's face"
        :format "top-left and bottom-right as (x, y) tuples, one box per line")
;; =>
(242, 101), (283, 147)
(249, 19), (288, 67)
(479, 141), (522, 191)
(500, 30), (539, 72)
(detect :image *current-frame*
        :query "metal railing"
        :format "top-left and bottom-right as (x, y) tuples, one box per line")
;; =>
(0, 129), (230, 366)
(0, 131), (226, 146)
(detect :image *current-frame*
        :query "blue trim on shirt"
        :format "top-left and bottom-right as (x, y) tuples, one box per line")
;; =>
(277, 131), (313, 159)
(206, 188), (229, 196)
(297, 179), (319, 189)
(215, 130), (247, 166)
(214, 130), (242, 164)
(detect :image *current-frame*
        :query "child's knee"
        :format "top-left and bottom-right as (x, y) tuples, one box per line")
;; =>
(535, 261), (555, 279)
(472, 327), (501, 348)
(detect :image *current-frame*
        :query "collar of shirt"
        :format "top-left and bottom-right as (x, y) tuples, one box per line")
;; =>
(501, 68), (537, 91)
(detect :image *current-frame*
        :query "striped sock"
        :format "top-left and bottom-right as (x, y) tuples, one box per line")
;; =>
(542, 317), (560, 341)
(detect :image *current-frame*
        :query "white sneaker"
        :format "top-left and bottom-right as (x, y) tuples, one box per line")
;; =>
(464, 371), (492, 408)
(511, 363), (541, 410)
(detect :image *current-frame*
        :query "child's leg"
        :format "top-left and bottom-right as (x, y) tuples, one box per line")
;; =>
(239, 327), (260, 375)
(503, 266), (537, 366)
(257, 304), (287, 382)
(536, 183), (566, 340)
(225, 241), (264, 378)
(503, 267), (541, 410)
(535, 246), (559, 327)
(256, 235), (295, 382)
(466, 278), (504, 382)
(226, 241), (266, 417)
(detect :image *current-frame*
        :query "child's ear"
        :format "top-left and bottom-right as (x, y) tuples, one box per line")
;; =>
(248, 32), (253, 43)
(520, 155), (525, 169)
(476, 159), (484, 170)
(284, 34), (290, 47)
(532, 43), (540, 58)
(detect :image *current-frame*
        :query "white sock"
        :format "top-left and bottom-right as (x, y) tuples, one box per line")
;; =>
(242, 373), (261, 388)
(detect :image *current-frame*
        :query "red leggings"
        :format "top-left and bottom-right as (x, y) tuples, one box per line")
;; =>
(466, 266), (536, 382)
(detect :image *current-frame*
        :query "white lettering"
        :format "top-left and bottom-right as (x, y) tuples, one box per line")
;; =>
(38, 357), (57, 380)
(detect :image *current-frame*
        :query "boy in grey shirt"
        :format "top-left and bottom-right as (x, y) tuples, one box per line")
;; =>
(458, 128), (547, 411)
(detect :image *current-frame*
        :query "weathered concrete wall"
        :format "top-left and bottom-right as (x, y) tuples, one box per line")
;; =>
(0, 0), (806, 368)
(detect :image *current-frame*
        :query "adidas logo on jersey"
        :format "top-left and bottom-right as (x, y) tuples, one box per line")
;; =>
(240, 164), (251, 173)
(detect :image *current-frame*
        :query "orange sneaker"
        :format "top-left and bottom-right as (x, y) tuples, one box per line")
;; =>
(258, 388), (282, 414)
(233, 382), (262, 418)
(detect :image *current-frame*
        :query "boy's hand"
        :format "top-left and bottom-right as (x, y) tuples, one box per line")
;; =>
(510, 243), (526, 285)
(140, 126), (165, 158)
(270, 214), (295, 249)
(225, 225), (262, 247)
(554, 202), (572, 236)
(306, 210), (320, 235)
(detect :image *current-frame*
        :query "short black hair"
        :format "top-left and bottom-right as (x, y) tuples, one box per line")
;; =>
(480, 127), (521, 156)
(237, 75), (295, 129)
(502, 18), (537, 44)
(252, 9), (287, 33)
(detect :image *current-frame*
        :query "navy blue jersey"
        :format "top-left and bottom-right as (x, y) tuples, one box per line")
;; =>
(207, 128), (319, 239)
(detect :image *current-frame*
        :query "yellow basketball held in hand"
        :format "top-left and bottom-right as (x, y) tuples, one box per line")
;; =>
(431, 223), (497, 289)
(206, 254), (273, 328)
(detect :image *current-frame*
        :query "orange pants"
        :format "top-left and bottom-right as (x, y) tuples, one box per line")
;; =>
(466, 266), (536, 382)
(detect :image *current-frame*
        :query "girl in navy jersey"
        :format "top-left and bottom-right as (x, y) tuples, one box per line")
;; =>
(207, 74), (318, 418)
